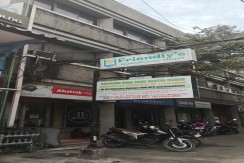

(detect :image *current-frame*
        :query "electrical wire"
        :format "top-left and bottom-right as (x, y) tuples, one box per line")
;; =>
(139, 0), (196, 33)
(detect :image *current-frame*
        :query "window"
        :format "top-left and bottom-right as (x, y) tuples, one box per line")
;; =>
(56, 3), (78, 19)
(34, 0), (53, 10)
(113, 24), (154, 45)
(127, 30), (141, 41)
(78, 12), (97, 25)
(114, 25), (124, 35)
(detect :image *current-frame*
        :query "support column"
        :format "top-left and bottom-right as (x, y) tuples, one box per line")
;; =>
(99, 102), (115, 136)
(19, 105), (27, 127)
(6, 6), (36, 127)
(7, 46), (28, 127)
(164, 107), (177, 126)
(230, 105), (242, 128)
(204, 109), (215, 125)
(125, 108), (133, 130)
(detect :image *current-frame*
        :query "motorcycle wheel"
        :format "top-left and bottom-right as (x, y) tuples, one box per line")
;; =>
(163, 138), (195, 152)
(179, 136), (202, 147)
(102, 137), (126, 148)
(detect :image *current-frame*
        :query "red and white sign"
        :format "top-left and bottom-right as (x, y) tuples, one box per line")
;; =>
(52, 86), (92, 97)
(21, 85), (92, 100)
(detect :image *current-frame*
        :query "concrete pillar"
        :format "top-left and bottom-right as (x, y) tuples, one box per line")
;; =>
(7, 6), (36, 127)
(230, 105), (242, 128)
(99, 102), (115, 136)
(204, 109), (215, 125)
(125, 108), (133, 129)
(19, 105), (27, 127)
(164, 107), (177, 126)
(44, 106), (52, 127)
(98, 18), (113, 31)
(52, 104), (63, 128)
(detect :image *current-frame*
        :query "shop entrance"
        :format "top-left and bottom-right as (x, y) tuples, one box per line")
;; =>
(115, 105), (162, 130)
(212, 104), (232, 123)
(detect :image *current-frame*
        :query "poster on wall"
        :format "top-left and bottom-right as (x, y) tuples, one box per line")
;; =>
(21, 84), (92, 100)
(96, 76), (194, 101)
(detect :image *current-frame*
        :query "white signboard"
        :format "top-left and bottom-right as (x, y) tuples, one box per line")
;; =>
(195, 101), (211, 109)
(100, 48), (196, 69)
(96, 76), (194, 101)
(21, 85), (92, 100)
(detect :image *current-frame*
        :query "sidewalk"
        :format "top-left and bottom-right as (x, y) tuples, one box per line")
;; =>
(1, 132), (244, 163)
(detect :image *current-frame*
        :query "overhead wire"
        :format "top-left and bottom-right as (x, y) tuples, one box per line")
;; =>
(139, 0), (196, 33)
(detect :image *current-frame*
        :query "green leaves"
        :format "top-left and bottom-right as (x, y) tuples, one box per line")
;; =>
(177, 25), (244, 78)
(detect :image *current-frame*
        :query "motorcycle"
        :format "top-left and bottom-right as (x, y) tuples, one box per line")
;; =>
(177, 121), (202, 137)
(215, 119), (239, 135)
(102, 124), (195, 152)
(162, 122), (202, 147)
(193, 122), (216, 136)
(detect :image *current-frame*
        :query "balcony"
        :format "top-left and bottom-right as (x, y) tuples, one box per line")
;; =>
(198, 87), (244, 103)
(33, 8), (160, 54)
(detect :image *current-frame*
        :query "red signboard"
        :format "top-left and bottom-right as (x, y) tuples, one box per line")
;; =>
(52, 86), (92, 97)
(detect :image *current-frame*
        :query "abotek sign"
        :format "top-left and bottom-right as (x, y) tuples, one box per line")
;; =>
(100, 48), (196, 69)
(21, 85), (92, 100)
(96, 76), (194, 101)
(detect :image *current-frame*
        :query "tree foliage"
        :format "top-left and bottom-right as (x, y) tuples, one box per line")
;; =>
(176, 25), (244, 78)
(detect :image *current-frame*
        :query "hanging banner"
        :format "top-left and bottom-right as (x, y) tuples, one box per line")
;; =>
(96, 76), (194, 101)
(100, 48), (196, 69)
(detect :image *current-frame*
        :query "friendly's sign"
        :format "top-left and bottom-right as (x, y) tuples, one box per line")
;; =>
(100, 48), (196, 69)
(96, 76), (194, 101)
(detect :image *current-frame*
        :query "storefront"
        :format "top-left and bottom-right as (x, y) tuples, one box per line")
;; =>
(116, 99), (175, 129)
(175, 99), (196, 123)
(19, 84), (93, 139)
(211, 103), (233, 123)
(195, 101), (212, 124)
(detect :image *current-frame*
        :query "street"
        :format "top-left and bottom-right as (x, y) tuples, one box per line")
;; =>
(0, 131), (244, 163)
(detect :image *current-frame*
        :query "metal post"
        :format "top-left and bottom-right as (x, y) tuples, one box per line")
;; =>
(88, 69), (100, 148)
(0, 55), (17, 130)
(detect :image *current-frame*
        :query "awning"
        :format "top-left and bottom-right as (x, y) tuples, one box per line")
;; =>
(0, 23), (64, 58)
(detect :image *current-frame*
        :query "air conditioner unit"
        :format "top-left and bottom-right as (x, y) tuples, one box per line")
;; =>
(217, 85), (225, 92)
(225, 88), (232, 93)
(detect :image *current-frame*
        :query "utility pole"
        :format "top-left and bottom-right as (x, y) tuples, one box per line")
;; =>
(88, 69), (100, 148)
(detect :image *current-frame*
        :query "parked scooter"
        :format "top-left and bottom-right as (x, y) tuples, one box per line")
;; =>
(102, 123), (195, 152)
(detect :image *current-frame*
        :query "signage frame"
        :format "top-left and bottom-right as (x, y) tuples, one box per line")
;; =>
(100, 48), (197, 69)
(96, 76), (194, 101)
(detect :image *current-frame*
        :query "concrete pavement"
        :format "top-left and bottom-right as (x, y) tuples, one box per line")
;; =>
(1, 132), (244, 163)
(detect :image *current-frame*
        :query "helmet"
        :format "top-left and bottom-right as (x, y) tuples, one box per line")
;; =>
(214, 117), (219, 120)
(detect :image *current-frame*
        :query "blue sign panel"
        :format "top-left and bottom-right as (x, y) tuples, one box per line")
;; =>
(118, 99), (174, 106)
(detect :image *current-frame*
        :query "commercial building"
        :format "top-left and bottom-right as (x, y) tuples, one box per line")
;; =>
(1, 0), (243, 145)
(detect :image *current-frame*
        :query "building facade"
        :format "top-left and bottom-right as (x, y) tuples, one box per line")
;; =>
(1, 0), (244, 144)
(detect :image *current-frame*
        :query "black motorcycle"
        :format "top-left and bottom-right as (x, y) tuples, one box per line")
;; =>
(215, 119), (239, 135)
(102, 124), (195, 152)
(165, 122), (202, 147)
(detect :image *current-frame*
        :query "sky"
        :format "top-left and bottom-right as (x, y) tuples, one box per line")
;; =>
(115, 0), (244, 33)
